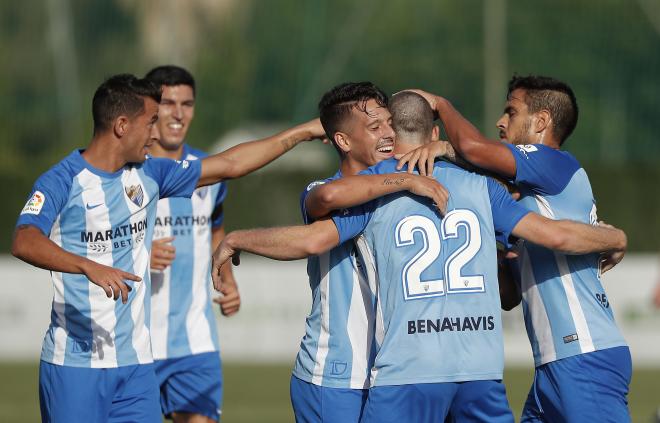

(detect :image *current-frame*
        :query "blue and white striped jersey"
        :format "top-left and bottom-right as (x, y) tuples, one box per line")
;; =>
(150, 145), (227, 360)
(16, 150), (201, 368)
(332, 159), (529, 386)
(505, 143), (627, 366)
(292, 171), (377, 389)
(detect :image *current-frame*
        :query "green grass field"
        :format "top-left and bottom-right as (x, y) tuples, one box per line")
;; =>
(0, 362), (658, 422)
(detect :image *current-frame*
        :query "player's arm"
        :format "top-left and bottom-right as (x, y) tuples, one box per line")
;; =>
(511, 214), (626, 256)
(305, 173), (449, 220)
(197, 118), (325, 187)
(397, 90), (516, 179)
(12, 225), (141, 303)
(211, 222), (241, 317)
(211, 219), (340, 291)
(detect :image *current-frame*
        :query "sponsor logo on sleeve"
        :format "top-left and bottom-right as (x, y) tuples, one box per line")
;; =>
(21, 191), (45, 215)
(306, 180), (325, 192)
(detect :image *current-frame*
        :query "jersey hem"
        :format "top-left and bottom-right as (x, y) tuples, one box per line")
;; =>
(371, 371), (503, 387)
(292, 369), (370, 389)
(534, 341), (629, 367)
(152, 348), (220, 362)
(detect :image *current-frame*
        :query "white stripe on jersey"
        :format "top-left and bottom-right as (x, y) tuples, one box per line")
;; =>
(347, 253), (372, 389)
(150, 200), (171, 359)
(354, 235), (383, 385)
(50, 216), (68, 365)
(311, 252), (331, 385)
(122, 170), (152, 364)
(188, 188), (215, 354)
(80, 170), (118, 367)
(520, 246), (556, 364)
(533, 195), (595, 356)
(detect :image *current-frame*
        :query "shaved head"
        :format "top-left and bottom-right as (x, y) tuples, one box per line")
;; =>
(390, 91), (434, 144)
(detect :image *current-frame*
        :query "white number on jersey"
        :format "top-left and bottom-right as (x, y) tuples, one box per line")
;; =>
(395, 210), (484, 300)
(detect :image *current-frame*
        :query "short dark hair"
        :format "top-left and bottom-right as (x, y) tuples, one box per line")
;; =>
(390, 91), (434, 143)
(318, 82), (388, 154)
(92, 74), (161, 134)
(144, 65), (196, 96)
(508, 75), (578, 145)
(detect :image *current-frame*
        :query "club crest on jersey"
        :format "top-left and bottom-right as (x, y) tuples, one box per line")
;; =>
(125, 184), (144, 207)
(21, 191), (45, 215)
(196, 187), (209, 199)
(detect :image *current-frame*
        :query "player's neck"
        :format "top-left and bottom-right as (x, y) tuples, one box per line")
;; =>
(83, 135), (128, 172)
(148, 141), (184, 160)
(340, 157), (369, 176)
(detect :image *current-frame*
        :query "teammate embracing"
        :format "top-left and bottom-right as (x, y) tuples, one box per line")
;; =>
(400, 76), (631, 422)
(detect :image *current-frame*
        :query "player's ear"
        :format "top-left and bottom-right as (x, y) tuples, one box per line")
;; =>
(334, 132), (351, 154)
(431, 125), (440, 141)
(533, 109), (551, 134)
(113, 116), (130, 138)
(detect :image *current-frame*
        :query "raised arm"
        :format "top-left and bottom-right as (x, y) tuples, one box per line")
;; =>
(198, 118), (325, 187)
(511, 213), (627, 256)
(305, 173), (449, 220)
(211, 218), (339, 290)
(404, 90), (516, 179)
(12, 225), (141, 303)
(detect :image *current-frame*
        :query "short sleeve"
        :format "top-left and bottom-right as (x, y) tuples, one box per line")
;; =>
(300, 179), (332, 224)
(487, 177), (531, 245)
(15, 167), (72, 236)
(505, 143), (580, 195)
(210, 182), (228, 228)
(331, 202), (375, 244)
(143, 158), (202, 199)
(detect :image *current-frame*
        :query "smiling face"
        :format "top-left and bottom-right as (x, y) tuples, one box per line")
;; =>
(338, 98), (396, 168)
(154, 84), (195, 151)
(496, 88), (535, 146)
(122, 97), (159, 163)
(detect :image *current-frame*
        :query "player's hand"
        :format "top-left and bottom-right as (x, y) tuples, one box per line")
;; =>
(81, 260), (141, 303)
(408, 174), (449, 215)
(598, 221), (625, 273)
(211, 235), (241, 291)
(150, 237), (176, 271)
(297, 118), (327, 142)
(396, 141), (452, 176)
(213, 279), (241, 317)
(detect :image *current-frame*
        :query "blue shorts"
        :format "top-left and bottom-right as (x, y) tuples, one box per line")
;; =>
(361, 380), (513, 423)
(289, 375), (368, 423)
(521, 346), (632, 423)
(39, 360), (161, 423)
(154, 351), (223, 421)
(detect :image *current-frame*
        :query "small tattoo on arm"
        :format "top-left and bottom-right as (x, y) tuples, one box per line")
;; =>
(383, 177), (405, 186)
(280, 136), (298, 151)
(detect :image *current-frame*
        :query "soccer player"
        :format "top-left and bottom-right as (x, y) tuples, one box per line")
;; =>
(211, 92), (627, 422)
(271, 82), (448, 423)
(11, 73), (325, 423)
(144, 65), (238, 423)
(397, 76), (631, 422)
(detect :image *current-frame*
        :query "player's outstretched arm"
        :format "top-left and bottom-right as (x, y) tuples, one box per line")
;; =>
(12, 225), (141, 303)
(197, 118), (326, 187)
(305, 173), (449, 220)
(211, 219), (339, 291)
(511, 213), (627, 256)
(399, 90), (516, 179)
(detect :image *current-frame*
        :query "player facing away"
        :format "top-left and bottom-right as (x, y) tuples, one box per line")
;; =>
(11, 73), (326, 423)
(399, 76), (631, 422)
(284, 82), (447, 423)
(144, 65), (239, 423)
(211, 92), (627, 423)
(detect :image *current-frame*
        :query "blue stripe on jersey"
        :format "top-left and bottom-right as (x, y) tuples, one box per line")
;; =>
(61, 178), (93, 366)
